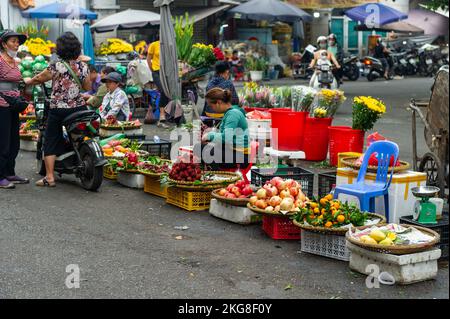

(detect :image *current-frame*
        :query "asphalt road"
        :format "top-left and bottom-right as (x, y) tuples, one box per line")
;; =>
(1, 77), (448, 299)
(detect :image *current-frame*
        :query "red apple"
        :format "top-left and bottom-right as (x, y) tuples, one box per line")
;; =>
(242, 186), (253, 196)
(289, 187), (299, 197)
(279, 189), (290, 199)
(269, 196), (282, 207)
(226, 184), (235, 192)
(255, 199), (268, 210)
(218, 189), (227, 196)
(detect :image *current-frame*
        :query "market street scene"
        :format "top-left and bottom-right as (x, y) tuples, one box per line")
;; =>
(0, 0), (449, 301)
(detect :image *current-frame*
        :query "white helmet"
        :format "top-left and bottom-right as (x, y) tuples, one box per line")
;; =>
(317, 36), (327, 44)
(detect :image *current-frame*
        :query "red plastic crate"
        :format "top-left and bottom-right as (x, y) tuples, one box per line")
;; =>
(262, 215), (301, 240)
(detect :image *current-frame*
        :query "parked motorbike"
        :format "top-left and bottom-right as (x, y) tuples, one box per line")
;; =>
(341, 53), (360, 81)
(35, 84), (106, 191)
(292, 51), (314, 79)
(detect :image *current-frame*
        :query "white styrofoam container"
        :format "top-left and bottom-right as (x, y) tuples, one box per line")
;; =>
(247, 119), (271, 132)
(20, 140), (37, 152)
(336, 168), (427, 223)
(346, 242), (441, 285)
(300, 230), (350, 261)
(117, 171), (145, 189)
(209, 199), (262, 225)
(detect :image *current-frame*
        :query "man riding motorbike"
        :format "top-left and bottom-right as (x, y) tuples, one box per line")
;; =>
(309, 36), (341, 88)
(373, 38), (391, 80)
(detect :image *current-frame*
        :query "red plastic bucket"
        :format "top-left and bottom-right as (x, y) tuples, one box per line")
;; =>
(328, 126), (365, 166)
(303, 117), (333, 161)
(271, 109), (307, 151)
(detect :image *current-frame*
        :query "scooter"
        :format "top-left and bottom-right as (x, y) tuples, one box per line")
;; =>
(361, 56), (393, 81)
(310, 63), (338, 89)
(35, 84), (107, 191)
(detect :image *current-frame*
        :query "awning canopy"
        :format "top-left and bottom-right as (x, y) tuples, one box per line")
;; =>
(354, 21), (424, 34)
(90, 9), (160, 33)
(288, 0), (374, 9)
(21, 1), (97, 20)
(188, 5), (231, 24)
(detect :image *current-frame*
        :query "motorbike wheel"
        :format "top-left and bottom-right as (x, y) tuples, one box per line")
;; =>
(418, 152), (446, 198)
(79, 144), (103, 191)
(347, 65), (360, 81)
(367, 71), (376, 82)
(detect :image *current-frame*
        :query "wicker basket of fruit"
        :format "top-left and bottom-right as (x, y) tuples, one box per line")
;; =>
(211, 181), (256, 207)
(346, 223), (440, 255)
(292, 194), (386, 235)
(138, 159), (172, 177)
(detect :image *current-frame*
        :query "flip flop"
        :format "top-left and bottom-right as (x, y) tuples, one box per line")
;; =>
(36, 178), (56, 187)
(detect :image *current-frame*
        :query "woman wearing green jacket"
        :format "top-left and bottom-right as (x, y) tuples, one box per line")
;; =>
(199, 88), (249, 170)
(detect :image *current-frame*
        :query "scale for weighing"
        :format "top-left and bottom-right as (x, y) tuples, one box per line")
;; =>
(411, 186), (440, 224)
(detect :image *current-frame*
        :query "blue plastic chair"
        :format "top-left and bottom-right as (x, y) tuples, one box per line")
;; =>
(333, 141), (400, 222)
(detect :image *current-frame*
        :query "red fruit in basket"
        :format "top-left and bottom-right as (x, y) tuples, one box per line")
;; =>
(239, 195), (247, 199)
(226, 193), (237, 199)
(289, 187), (299, 197)
(227, 184), (235, 192)
(242, 186), (253, 196)
(231, 187), (241, 196)
(218, 189), (227, 196)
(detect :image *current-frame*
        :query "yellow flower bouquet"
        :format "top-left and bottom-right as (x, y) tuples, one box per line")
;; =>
(352, 96), (386, 131)
(310, 89), (346, 118)
(23, 38), (55, 56)
(97, 38), (133, 56)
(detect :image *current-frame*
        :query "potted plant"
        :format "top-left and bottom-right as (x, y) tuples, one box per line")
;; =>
(245, 57), (267, 82)
(328, 96), (386, 166)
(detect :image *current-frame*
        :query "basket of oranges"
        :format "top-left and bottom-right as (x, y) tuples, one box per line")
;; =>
(292, 194), (386, 235)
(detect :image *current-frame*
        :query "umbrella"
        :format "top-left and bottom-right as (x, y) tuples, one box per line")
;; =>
(345, 3), (407, 27)
(90, 9), (160, 33)
(354, 21), (424, 35)
(228, 0), (312, 23)
(21, 2), (98, 20)
(83, 22), (95, 64)
(154, 0), (183, 122)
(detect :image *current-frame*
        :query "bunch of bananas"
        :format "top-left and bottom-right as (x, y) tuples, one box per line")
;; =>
(97, 38), (134, 56)
(23, 38), (55, 57)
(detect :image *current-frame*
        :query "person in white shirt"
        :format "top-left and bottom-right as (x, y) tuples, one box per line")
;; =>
(99, 72), (130, 121)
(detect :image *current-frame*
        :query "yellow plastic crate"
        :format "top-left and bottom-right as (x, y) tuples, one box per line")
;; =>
(144, 175), (168, 198)
(337, 152), (363, 168)
(166, 187), (212, 211)
(103, 165), (118, 180)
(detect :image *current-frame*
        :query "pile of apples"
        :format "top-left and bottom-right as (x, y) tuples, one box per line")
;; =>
(217, 180), (254, 199)
(249, 177), (308, 213)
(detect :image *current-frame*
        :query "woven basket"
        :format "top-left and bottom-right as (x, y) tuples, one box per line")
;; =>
(345, 224), (440, 255)
(340, 156), (410, 173)
(211, 189), (250, 207)
(19, 115), (36, 121)
(100, 124), (142, 130)
(168, 171), (241, 191)
(292, 213), (386, 236)
(246, 203), (297, 217)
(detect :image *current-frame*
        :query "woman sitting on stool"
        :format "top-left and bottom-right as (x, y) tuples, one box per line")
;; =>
(197, 88), (249, 170)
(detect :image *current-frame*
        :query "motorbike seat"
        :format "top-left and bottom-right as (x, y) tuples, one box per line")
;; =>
(62, 110), (98, 127)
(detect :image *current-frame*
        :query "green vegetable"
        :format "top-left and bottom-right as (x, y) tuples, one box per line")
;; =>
(21, 60), (33, 71)
(22, 70), (33, 78)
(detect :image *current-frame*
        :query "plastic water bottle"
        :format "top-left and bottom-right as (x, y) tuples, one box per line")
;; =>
(153, 135), (160, 143)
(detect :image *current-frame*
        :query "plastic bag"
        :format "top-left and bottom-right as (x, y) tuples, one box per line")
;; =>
(355, 133), (400, 166)
(136, 59), (153, 86)
(309, 89), (346, 118)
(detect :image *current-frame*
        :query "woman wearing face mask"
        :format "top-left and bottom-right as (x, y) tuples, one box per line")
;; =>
(310, 36), (341, 70)
(0, 30), (29, 189)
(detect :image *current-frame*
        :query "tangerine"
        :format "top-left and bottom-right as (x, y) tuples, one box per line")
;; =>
(325, 221), (333, 228)
(336, 215), (345, 223)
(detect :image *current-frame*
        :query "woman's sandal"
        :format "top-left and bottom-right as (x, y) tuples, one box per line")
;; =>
(36, 178), (56, 187)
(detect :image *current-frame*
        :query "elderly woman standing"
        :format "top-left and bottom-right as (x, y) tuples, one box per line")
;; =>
(0, 30), (29, 189)
(25, 32), (91, 187)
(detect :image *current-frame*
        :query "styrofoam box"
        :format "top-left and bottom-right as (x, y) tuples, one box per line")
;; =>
(247, 119), (271, 132)
(117, 171), (145, 189)
(347, 242), (441, 285)
(100, 127), (143, 138)
(336, 168), (427, 223)
(209, 199), (262, 225)
(20, 140), (37, 152)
